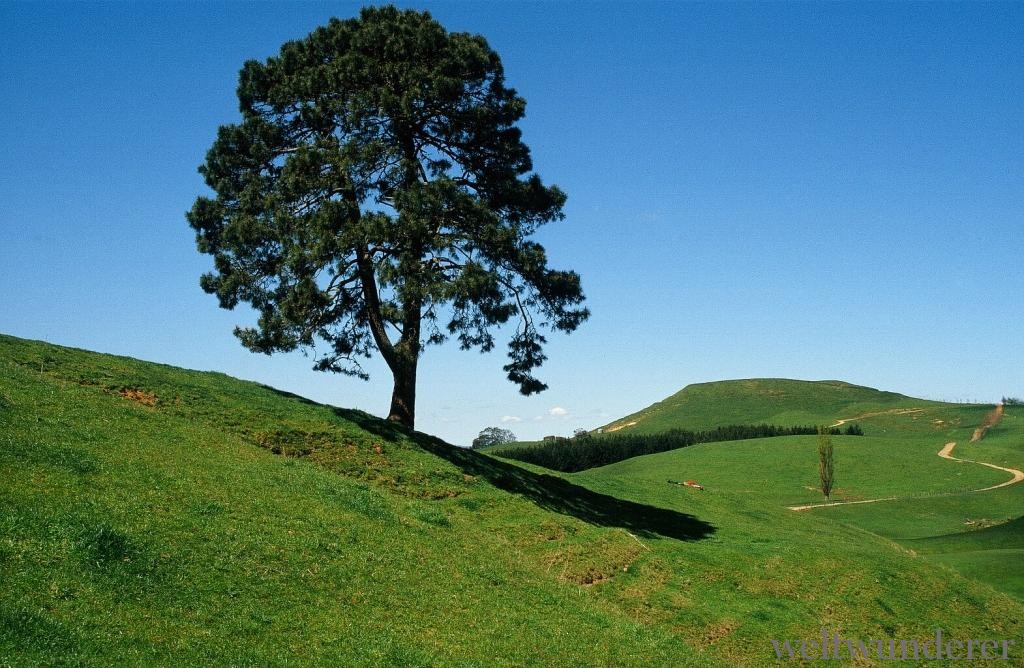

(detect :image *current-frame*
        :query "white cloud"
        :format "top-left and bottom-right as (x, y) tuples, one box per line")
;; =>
(501, 415), (522, 423)
(548, 406), (569, 417)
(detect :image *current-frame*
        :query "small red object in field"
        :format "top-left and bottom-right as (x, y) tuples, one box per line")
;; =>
(683, 480), (705, 490)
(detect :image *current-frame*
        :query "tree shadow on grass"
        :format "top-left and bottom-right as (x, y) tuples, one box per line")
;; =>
(259, 385), (323, 407)
(439, 442), (715, 541)
(354, 414), (714, 541)
(259, 387), (715, 541)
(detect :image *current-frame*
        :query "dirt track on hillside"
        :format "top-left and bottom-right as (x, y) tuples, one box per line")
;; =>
(937, 436), (1023, 492)
(790, 405), (1022, 511)
(971, 403), (1005, 442)
(828, 408), (926, 428)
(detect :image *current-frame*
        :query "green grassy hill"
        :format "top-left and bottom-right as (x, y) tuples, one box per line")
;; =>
(574, 398), (1024, 655)
(907, 515), (1024, 601)
(0, 334), (707, 666)
(3, 334), (1023, 666)
(599, 378), (943, 435)
(826, 405), (1024, 602)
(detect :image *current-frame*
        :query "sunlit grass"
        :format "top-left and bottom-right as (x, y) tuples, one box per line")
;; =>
(2, 333), (1023, 666)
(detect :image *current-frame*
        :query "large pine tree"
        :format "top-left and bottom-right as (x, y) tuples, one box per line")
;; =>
(188, 7), (588, 427)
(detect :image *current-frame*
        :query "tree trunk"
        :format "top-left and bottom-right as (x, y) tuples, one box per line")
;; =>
(385, 128), (428, 430)
(387, 345), (418, 428)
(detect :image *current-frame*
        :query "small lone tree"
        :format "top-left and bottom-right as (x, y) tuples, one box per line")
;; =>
(817, 426), (835, 501)
(472, 427), (516, 449)
(187, 7), (588, 428)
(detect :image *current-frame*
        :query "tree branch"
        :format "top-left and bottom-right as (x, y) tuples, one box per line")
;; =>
(342, 183), (397, 369)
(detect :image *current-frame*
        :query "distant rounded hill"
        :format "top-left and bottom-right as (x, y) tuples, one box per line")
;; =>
(599, 378), (941, 435)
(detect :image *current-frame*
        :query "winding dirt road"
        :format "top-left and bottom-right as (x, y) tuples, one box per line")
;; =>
(937, 438), (1023, 492)
(789, 406), (1022, 511)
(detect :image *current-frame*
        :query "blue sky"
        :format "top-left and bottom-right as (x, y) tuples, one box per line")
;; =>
(2, 2), (1021, 445)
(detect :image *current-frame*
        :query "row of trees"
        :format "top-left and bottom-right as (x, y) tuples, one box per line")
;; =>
(495, 423), (862, 473)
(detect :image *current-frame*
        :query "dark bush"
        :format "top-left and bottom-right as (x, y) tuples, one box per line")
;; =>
(844, 423), (864, 436)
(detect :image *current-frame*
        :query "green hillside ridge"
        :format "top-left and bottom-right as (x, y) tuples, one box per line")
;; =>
(907, 514), (1024, 602)
(0, 334), (709, 666)
(600, 377), (947, 435)
(576, 398), (1024, 626)
(826, 406), (1024, 602)
(3, 333), (1024, 666)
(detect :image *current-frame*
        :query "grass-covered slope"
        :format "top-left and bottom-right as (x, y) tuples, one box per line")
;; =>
(0, 334), (710, 666)
(907, 515), (1024, 602)
(566, 411), (1024, 662)
(578, 399), (1024, 620)
(600, 378), (940, 435)
(3, 334), (1023, 666)
(562, 416), (1024, 663)
(826, 405), (1024, 602)
(584, 400), (1004, 506)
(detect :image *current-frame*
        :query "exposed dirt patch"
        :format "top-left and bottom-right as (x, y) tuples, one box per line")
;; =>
(971, 404), (1004, 442)
(117, 388), (158, 407)
(829, 408), (925, 428)
(964, 518), (1005, 529)
(539, 530), (647, 586)
(697, 618), (737, 646)
(576, 570), (612, 586)
(250, 428), (465, 499)
(605, 420), (639, 433)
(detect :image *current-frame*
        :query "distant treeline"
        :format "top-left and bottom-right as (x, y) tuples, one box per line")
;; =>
(495, 423), (863, 473)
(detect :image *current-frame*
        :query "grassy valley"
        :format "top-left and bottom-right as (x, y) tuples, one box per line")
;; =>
(568, 380), (1024, 661)
(3, 335), (1023, 666)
